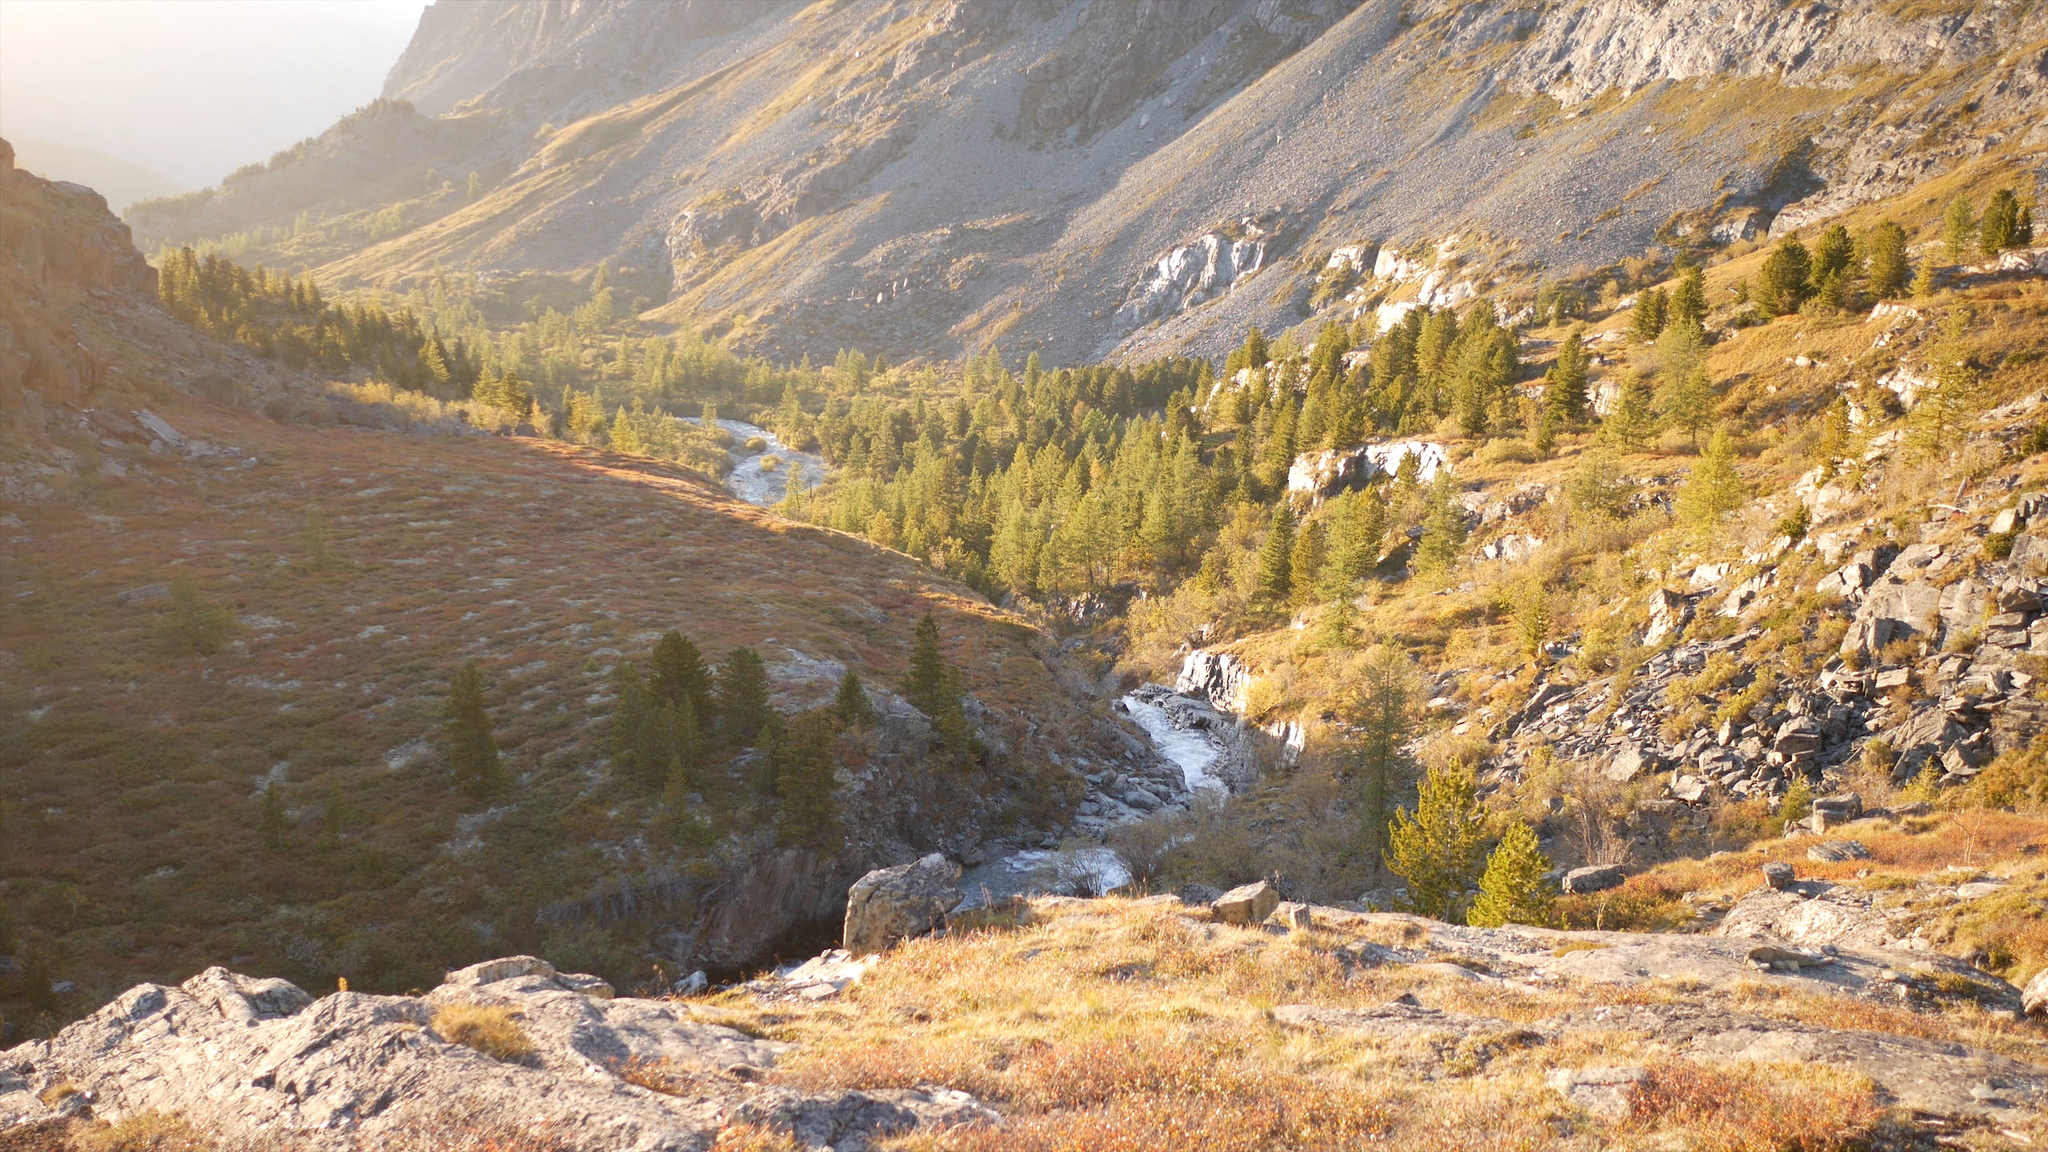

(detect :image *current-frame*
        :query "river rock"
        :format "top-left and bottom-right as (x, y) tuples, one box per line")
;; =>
(1212, 880), (1280, 925)
(843, 853), (964, 957)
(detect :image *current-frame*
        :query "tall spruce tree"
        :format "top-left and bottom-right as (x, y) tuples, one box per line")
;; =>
(715, 647), (772, 743)
(1252, 504), (1297, 609)
(446, 660), (505, 800)
(1942, 195), (1978, 261)
(1864, 220), (1910, 299)
(1414, 473), (1466, 577)
(1343, 646), (1415, 873)
(1544, 329), (1589, 425)
(834, 668), (874, 729)
(1289, 519), (1328, 609)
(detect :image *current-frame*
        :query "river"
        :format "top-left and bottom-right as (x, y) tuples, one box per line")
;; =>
(712, 418), (830, 506)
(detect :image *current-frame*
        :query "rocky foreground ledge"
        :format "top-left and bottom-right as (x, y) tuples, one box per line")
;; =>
(5, 874), (2047, 1147)
(0, 955), (993, 1151)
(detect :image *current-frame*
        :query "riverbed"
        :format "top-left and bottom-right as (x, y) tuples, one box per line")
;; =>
(713, 418), (830, 506)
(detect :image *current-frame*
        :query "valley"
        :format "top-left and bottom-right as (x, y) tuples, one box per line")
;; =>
(2, 0), (2048, 1148)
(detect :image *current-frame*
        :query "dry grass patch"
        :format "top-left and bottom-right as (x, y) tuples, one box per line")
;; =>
(431, 1002), (536, 1064)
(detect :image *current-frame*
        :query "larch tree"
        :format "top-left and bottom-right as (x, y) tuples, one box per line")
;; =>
(1942, 196), (1978, 262)
(1676, 429), (1749, 526)
(1289, 519), (1328, 609)
(1467, 821), (1555, 928)
(1544, 328), (1590, 426)
(1342, 645), (1416, 873)
(1386, 761), (1486, 922)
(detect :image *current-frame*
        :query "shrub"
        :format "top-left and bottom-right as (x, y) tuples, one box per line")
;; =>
(431, 1002), (536, 1064)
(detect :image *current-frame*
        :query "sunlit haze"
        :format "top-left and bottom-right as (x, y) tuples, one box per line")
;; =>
(0, 0), (428, 201)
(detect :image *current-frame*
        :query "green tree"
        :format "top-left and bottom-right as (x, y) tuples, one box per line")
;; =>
(904, 613), (972, 754)
(1668, 264), (1707, 330)
(651, 630), (714, 724)
(1676, 429), (1748, 526)
(1981, 189), (2024, 254)
(1414, 472), (1466, 577)
(446, 660), (505, 800)
(1812, 223), (1854, 283)
(1942, 195), (1977, 262)
(1863, 220), (1910, 299)
(1467, 820), (1555, 928)
(1252, 504), (1297, 609)
(1566, 445), (1628, 519)
(1774, 774), (1814, 834)
(1629, 287), (1669, 343)
(715, 647), (772, 743)
(1386, 762), (1486, 922)
(1322, 489), (1387, 594)
(775, 711), (840, 847)
(1909, 312), (1980, 458)
(1289, 519), (1328, 609)
(834, 668), (874, 729)
(1756, 237), (1812, 315)
(1340, 646), (1415, 872)
(1911, 255), (1939, 299)
(1544, 329), (1589, 425)
(1598, 379), (1656, 452)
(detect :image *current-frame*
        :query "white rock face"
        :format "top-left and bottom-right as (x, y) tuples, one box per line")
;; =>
(1118, 215), (1275, 326)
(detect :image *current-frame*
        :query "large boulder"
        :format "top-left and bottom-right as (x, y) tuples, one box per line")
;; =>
(1212, 880), (1281, 925)
(1562, 865), (1626, 894)
(843, 853), (964, 957)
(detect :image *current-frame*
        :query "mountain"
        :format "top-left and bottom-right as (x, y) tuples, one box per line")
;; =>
(0, 137), (180, 214)
(124, 0), (2048, 365)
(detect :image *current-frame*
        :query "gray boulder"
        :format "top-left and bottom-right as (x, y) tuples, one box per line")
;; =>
(1761, 861), (1796, 890)
(1562, 865), (1626, 894)
(842, 853), (964, 957)
(2026, 968), (2048, 1017)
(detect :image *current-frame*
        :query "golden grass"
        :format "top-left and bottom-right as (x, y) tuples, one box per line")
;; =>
(431, 1002), (536, 1064)
(670, 899), (1924, 1151)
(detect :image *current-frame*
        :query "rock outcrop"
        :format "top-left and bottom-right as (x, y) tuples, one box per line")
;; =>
(842, 853), (965, 957)
(0, 957), (996, 1150)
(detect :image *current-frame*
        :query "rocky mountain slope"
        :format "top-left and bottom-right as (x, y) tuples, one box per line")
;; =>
(0, 138), (1165, 1034)
(122, 0), (2048, 366)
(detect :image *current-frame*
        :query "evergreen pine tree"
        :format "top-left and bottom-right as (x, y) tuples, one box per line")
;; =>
(1864, 220), (1910, 299)
(446, 660), (504, 800)
(1252, 504), (1296, 609)
(715, 647), (772, 743)
(905, 613), (951, 718)
(834, 668), (874, 729)
(1414, 472), (1466, 577)
(1544, 329), (1589, 425)
(1912, 256), (1939, 299)
(611, 661), (652, 778)
(1629, 287), (1669, 343)
(1386, 762), (1486, 922)
(1676, 429), (1748, 526)
(1342, 646), (1414, 872)
(651, 630), (715, 724)
(775, 711), (840, 847)
(1812, 223), (1854, 283)
(1323, 489), (1387, 594)
(1289, 519), (1328, 609)
(1756, 237), (1812, 315)
(1942, 195), (1978, 262)
(1467, 821), (1555, 928)
(1981, 189), (2023, 254)
(1668, 264), (1707, 330)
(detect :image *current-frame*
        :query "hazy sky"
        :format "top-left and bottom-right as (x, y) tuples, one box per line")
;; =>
(0, 0), (431, 191)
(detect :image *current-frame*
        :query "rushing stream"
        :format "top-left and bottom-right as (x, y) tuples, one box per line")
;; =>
(713, 418), (830, 506)
(1118, 691), (1226, 792)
